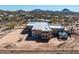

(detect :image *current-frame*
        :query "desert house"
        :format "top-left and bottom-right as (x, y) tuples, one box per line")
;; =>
(26, 22), (64, 39)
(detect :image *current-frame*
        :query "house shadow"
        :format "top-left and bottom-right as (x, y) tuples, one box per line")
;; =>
(21, 27), (50, 43)
(25, 35), (50, 43)
(20, 28), (29, 34)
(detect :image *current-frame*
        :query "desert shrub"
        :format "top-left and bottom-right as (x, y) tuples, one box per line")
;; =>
(5, 22), (16, 30)
(19, 20), (26, 26)
(64, 22), (69, 26)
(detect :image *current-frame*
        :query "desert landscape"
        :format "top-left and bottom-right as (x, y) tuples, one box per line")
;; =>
(0, 5), (79, 53)
(0, 25), (79, 54)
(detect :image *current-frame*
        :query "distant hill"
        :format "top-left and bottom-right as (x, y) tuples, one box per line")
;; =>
(0, 8), (79, 16)
(30, 9), (79, 15)
(61, 8), (72, 13)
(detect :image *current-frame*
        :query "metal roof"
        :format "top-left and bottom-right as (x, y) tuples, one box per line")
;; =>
(27, 22), (64, 31)
(27, 22), (51, 31)
(50, 24), (64, 29)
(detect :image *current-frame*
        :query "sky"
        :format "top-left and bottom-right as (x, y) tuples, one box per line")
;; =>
(0, 5), (79, 12)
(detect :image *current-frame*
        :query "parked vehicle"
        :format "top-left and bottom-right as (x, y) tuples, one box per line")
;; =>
(58, 31), (68, 40)
(56, 30), (71, 40)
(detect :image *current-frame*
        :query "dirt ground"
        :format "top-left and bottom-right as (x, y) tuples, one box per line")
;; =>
(0, 28), (79, 54)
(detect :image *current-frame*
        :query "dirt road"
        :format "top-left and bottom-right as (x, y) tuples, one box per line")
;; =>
(0, 29), (23, 45)
(0, 28), (78, 53)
